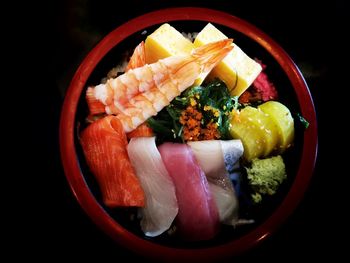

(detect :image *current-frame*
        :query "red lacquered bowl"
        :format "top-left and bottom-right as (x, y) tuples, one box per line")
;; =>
(60, 7), (318, 262)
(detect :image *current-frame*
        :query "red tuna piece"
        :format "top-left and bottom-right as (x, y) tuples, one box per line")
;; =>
(158, 143), (219, 241)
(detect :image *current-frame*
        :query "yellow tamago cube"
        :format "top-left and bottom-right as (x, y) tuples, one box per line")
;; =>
(145, 23), (194, 63)
(144, 23), (205, 86)
(194, 23), (262, 96)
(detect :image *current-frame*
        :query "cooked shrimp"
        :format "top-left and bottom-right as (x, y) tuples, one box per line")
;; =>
(125, 41), (146, 71)
(87, 42), (146, 116)
(87, 39), (233, 132)
(124, 41), (155, 138)
(127, 123), (154, 139)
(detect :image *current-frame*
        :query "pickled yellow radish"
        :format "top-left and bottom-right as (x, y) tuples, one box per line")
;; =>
(229, 110), (266, 161)
(240, 106), (279, 156)
(258, 101), (294, 152)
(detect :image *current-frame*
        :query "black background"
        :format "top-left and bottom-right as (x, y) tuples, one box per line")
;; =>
(23, 0), (339, 262)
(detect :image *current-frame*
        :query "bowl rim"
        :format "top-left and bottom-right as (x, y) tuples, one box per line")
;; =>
(59, 7), (318, 261)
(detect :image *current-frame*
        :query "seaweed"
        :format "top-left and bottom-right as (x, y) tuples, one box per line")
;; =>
(147, 79), (239, 142)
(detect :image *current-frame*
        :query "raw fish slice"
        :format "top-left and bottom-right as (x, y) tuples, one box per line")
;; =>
(127, 137), (178, 237)
(187, 140), (243, 180)
(187, 140), (243, 224)
(209, 183), (239, 223)
(80, 116), (145, 207)
(158, 143), (219, 241)
(229, 162), (243, 196)
(220, 140), (244, 172)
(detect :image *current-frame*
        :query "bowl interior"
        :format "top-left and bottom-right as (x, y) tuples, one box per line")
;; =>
(73, 20), (304, 248)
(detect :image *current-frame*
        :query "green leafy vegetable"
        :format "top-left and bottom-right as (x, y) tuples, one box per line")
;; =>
(296, 113), (309, 129)
(147, 79), (238, 142)
(181, 79), (239, 139)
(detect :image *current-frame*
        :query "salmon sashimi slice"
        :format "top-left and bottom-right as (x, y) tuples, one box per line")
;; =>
(80, 116), (145, 207)
(158, 143), (219, 241)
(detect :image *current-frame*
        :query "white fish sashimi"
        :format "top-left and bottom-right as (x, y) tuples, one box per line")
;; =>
(188, 140), (243, 180)
(220, 140), (244, 173)
(209, 183), (239, 222)
(187, 140), (226, 180)
(127, 137), (178, 237)
(187, 139), (244, 225)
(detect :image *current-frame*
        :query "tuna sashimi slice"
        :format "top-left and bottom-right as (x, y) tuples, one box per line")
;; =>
(80, 116), (145, 207)
(127, 137), (178, 237)
(158, 143), (219, 241)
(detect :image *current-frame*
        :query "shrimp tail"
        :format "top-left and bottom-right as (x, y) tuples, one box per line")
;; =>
(86, 87), (106, 115)
(191, 39), (233, 73)
(125, 41), (146, 71)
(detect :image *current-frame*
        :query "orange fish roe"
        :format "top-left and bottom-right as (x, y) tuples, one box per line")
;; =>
(180, 106), (202, 141)
(201, 122), (221, 140)
(180, 106), (220, 141)
(238, 90), (252, 104)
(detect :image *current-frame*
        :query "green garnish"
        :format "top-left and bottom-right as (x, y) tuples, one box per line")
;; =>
(296, 113), (310, 129)
(147, 79), (238, 142)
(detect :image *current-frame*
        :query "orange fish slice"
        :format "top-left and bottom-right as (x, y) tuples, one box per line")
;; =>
(80, 116), (145, 207)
